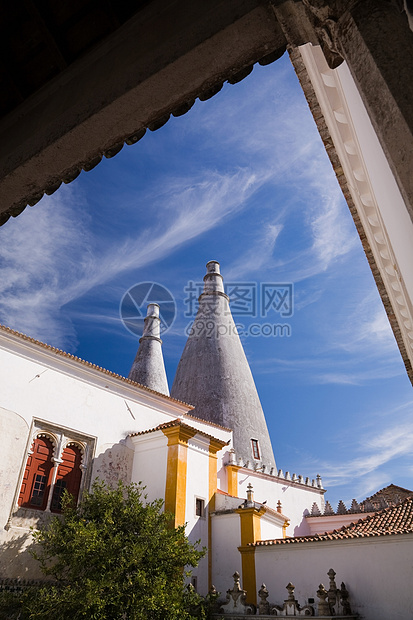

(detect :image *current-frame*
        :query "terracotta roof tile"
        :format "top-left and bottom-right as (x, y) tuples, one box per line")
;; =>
(252, 497), (413, 546)
(129, 418), (229, 446)
(185, 412), (232, 432)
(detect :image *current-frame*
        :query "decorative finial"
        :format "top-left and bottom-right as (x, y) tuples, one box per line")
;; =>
(258, 584), (270, 615)
(246, 483), (254, 505)
(317, 584), (330, 615)
(327, 569), (337, 609)
(286, 582), (295, 602)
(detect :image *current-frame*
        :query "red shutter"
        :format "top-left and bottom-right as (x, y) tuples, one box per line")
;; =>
(51, 445), (82, 512)
(18, 437), (54, 510)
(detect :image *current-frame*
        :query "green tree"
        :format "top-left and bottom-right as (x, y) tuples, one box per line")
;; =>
(1, 481), (205, 620)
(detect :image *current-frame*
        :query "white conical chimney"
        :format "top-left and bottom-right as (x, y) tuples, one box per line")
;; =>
(128, 303), (169, 395)
(171, 261), (275, 468)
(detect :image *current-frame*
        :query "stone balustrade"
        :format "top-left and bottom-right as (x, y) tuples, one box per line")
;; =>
(211, 568), (357, 617)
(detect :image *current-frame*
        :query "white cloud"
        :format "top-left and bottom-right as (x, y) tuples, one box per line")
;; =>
(0, 169), (271, 348)
(224, 224), (283, 280)
(309, 190), (358, 269)
(317, 363), (404, 385)
(336, 298), (396, 356)
(0, 189), (91, 346)
(320, 409), (413, 495)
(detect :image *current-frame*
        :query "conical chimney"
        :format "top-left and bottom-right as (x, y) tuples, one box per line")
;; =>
(171, 261), (275, 468)
(128, 303), (169, 395)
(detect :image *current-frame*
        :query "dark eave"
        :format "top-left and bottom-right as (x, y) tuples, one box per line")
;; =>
(0, 0), (287, 225)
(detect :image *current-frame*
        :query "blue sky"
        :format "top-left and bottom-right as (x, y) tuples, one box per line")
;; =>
(1, 52), (413, 508)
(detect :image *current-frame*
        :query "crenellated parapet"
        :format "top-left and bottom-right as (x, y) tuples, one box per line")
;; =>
(309, 490), (408, 517)
(227, 449), (323, 490)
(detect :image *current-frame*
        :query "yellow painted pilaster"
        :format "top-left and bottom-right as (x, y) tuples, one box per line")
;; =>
(236, 506), (265, 606)
(162, 425), (196, 527)
(226, 464), (241, 496)
(238, 546), (257, 604)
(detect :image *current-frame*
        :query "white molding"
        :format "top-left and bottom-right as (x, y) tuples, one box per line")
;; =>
(299, 43), (413, 371)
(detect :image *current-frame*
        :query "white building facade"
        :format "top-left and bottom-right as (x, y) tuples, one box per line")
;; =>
(0, 262), (325, 600)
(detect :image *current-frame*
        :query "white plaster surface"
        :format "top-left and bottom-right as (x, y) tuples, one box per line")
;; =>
(129, 433), (168, 503)
(0, 330), (222, 580)
(236, 468), (324, 535)
(0, 408), (29, 528)
(186, 436), (211, 594)
(211, 512), (242, 595)
(306, 512), (375, 535)
(259, 512), (285, 541)
(254, 535), (413, 620)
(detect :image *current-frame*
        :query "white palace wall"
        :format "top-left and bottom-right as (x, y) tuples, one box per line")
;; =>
(254, 534), (413, 620)
(0, 328), (203, 578)
(235, 468), (325, 535)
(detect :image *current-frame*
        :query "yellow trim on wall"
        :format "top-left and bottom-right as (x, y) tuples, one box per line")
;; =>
(162, 425), (196, 527)
(238, 546), (257, 604)
(235, 506), (265, 605)
(226, 464), (241, 496)
(208, 438), (225, 510)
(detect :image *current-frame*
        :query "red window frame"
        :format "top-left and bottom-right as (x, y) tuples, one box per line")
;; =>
(18, 436), (54, 510)
(18, 437), (83, 513)
(251, 439), (260, 460)
(51, 444), (82, 513)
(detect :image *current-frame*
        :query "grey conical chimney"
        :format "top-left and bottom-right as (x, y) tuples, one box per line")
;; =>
(171, 261), (275, 468)
(128, 303), (169, 395)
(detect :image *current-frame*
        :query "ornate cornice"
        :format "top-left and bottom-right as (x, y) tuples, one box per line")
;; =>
(293, 43), (413, 382)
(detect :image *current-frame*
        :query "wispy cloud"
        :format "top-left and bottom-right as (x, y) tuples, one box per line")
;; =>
(309, 188), (358, 269)
(0, 169), (270, 348)
(224, 224), (283, 280)
(334, 295), (396, 356)
(319, 404), (413, 497)
(0, 189), (91, 346)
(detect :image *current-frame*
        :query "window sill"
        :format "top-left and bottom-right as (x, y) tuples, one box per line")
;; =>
(6, 507), (58, 531)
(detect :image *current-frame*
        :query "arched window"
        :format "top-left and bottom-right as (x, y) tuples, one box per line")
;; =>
(51, 444), (83, 512)
(18, 436), (54, 510)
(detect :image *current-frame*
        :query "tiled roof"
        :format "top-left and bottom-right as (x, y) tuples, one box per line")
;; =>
(0, 324), (192, 406)
(129, 418), (229, 446)
(252, 497), (413, 546)
(185, 412), (232, 432)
